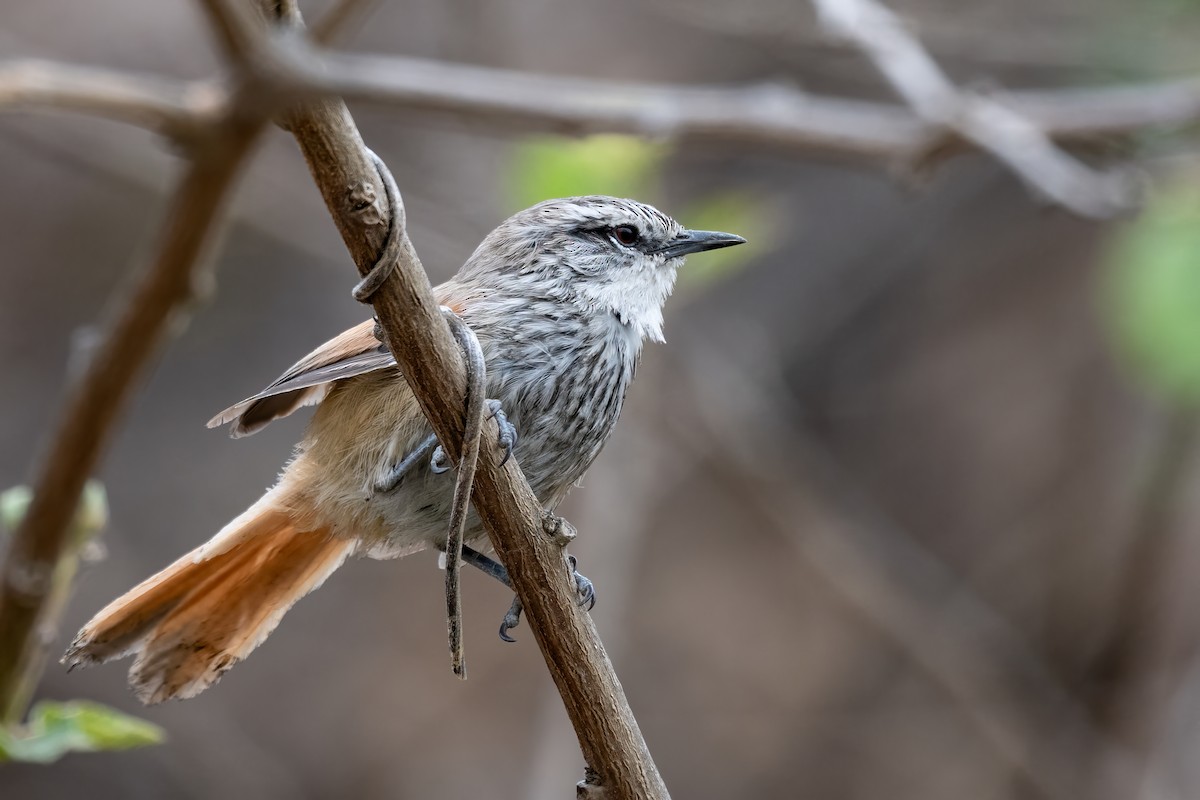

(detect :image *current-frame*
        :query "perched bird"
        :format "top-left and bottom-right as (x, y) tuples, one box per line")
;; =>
(64, 196), (745, 704)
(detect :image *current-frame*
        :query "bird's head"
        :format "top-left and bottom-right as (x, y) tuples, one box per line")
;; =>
(459, 196), (745, 342)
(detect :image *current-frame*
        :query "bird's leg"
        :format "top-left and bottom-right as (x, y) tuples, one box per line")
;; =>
(370, 308), (518, 674)
(460, 528), (597, 643)
(373, 406), (512, 490)
(373, 432), (438, 493)
(374, 410), (507, 489)
(459, 545), (522, 642)
(460, 544), (512, 587)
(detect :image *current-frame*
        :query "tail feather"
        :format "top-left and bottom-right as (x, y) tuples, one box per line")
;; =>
(65, 494), (352, 704)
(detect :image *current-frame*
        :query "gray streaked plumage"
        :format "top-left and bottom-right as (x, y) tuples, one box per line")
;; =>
(65, 196), (744, 702)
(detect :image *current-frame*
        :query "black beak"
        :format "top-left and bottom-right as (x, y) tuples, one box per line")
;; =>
(658, 229), (747, 260)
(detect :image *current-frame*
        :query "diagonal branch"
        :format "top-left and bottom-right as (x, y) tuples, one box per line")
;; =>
(810, 0), (1139, 217)
(259, 2), (670, 796)
(310, 0), (380, 45)
(0, 115), (265, 722)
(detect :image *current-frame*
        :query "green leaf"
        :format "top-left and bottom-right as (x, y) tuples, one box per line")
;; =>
(509, 135), (666, 210)
(1104, 175), (1200, 404)
(0, 701), (164, 764)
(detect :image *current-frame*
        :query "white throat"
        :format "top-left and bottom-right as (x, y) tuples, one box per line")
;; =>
(575, 262), (678, 343)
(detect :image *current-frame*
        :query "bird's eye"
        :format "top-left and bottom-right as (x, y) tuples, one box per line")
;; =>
(612, 225), (640, 247)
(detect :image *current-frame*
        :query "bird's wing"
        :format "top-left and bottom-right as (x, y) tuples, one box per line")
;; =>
(206, 318), (395, 438)
(207, 283), (472, 438)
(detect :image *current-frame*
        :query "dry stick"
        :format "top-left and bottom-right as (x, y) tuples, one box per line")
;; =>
(0, 59), (225, 144)
(306, 51), (1200, 168)
(310, 0), (380, 45)
(2, 51), (1200, 187)
(810, 0), (1138, 217)
(0, 484), (108, 725)
(260, 2), (670, 796)
(0, 117), (264, 723)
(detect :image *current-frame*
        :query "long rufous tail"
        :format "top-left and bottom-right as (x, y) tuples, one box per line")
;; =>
(63, 489), (353, 704)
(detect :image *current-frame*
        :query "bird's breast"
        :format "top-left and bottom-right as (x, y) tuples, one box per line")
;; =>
(481, 310), (639, 505)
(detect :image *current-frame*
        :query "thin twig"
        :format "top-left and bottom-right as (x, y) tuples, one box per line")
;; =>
(0, 483), (108, 724)
(311, 0), (380, 45)
(0, 114), (265, 720)
(0, 59), (224, 144)
(810, 0), (1139, 216)
(195, 0), (266, 65)
(441, 309), (488, 679)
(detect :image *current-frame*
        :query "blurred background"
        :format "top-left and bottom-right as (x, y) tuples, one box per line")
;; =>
(3, 0), (1200, 797)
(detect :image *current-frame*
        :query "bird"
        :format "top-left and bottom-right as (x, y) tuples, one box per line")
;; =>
(63, 195), (745, 704)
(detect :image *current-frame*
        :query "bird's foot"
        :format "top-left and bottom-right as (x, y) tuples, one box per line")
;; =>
(496, 554), (596, 642)
(488, 399), (517, 466)
(431, 398), (517, 472)
(570, 555), (596, 611)
(499, 595), (523, 643)
(373, 401), (516, 489)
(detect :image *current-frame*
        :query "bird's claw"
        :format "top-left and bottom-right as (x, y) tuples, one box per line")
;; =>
(488, 399), (518, 466)
(430, 445), (452, 474)
(499, 595), (523, 642)
(494, 557), (594, 643)
(429, 400), (516, 474)
(569, 555), (597, 611)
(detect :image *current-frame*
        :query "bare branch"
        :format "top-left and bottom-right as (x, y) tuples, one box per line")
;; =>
(0, 114), (264, 721)
(311, 0), (380, 45)
(260, 49), (1200, 192)
(2, 49), (1199, 192)
(1012, 79), (1200, 139)
(810, 0), (1139, 217)
(0, 59), (225, 144)
(306, 52), (928, 160)
(195, 0), (269, 65)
